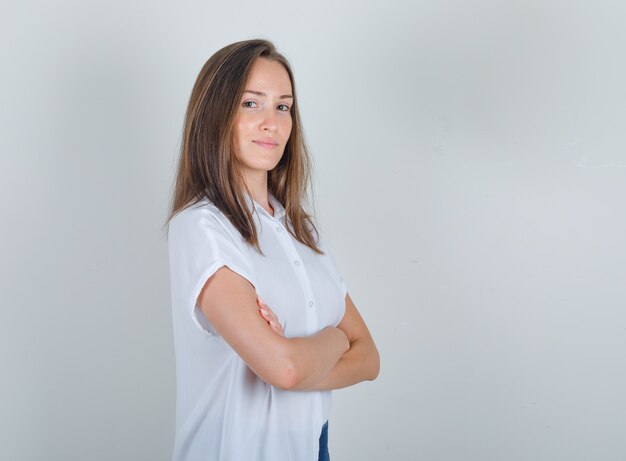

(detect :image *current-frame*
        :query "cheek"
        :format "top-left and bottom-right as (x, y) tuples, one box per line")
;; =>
(232, 120), (248, 149)
(231, 129), (241, 155)
(282, 118), (293, 136)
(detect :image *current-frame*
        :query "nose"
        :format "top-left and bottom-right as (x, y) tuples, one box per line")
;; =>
(259, 108), (277, 132)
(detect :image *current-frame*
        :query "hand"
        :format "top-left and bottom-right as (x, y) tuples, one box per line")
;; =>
(257, 298), (284, 337)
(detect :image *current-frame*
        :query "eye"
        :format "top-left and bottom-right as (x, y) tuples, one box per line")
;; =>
(277, 104), (291, 112)
(242, 100), (257, 108)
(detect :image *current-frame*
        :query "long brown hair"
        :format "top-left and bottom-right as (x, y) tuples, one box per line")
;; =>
(166, 39), (322, 255)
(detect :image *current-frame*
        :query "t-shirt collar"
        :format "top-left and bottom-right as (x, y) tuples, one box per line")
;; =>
(249, 191), (286, 220)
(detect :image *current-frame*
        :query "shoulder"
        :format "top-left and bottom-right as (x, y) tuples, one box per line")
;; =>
(168, 197), (237, 245)
(169, 197), (223, 231)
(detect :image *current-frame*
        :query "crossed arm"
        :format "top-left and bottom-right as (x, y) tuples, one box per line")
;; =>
(197, 266), (380, 391)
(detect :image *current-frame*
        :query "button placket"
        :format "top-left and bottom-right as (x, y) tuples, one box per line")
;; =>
(265, 214), (319, 333)
(293, 260), (318, 332)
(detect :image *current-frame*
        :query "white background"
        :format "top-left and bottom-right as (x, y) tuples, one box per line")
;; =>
(2, 1), (625, 460)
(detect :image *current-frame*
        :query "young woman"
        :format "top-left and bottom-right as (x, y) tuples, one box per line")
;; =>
(166, 39), (379, 461)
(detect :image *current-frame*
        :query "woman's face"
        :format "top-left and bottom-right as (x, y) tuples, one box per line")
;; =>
(232, 58), (293, 181)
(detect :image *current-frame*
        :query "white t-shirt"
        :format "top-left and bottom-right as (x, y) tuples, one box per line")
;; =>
(168, 192), (347, 461)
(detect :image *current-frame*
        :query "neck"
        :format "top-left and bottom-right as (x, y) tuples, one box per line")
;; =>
(242, 169), (273, 215)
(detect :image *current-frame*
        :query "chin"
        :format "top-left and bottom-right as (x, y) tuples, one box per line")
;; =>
(255, 158), (283, 171)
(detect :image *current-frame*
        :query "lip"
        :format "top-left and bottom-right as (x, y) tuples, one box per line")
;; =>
(253, 138), (279, 148)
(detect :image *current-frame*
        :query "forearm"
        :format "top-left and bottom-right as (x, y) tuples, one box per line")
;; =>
(305, 337), (380, 391)
(284, 326), (349, 390)
(255, 294), (378, 391)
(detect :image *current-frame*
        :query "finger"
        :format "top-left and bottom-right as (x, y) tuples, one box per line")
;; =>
(269, 320), (284, 336)
(257, 298), (270, 315)
(256, 298), (283, 335)
(258, 300), (276, 320)
(265, 309), (278, 323)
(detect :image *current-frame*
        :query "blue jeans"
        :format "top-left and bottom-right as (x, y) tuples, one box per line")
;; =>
(318, 420), (330, 461)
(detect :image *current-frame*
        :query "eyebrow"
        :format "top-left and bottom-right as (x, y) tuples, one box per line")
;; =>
(243, 90), (293, 99)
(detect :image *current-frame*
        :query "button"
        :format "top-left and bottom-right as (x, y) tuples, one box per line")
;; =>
(275, 226), (282, 232)
(308, 301), (315, 308)
(294, 260), (301, 266)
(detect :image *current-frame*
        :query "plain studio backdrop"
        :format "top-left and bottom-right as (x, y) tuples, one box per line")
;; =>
(1, 1), (625, 460)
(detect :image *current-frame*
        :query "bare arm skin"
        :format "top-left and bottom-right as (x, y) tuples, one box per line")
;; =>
(197, 266), (350, 391)
(302, 293), (380, 391)
(259, 293), (380, 391)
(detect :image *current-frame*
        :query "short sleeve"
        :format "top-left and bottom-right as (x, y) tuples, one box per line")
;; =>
(317, 238), (348, 300)
(168, 203), (257, 335)
(331, 253), (348, 299)
(340, 274), (347, 298)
